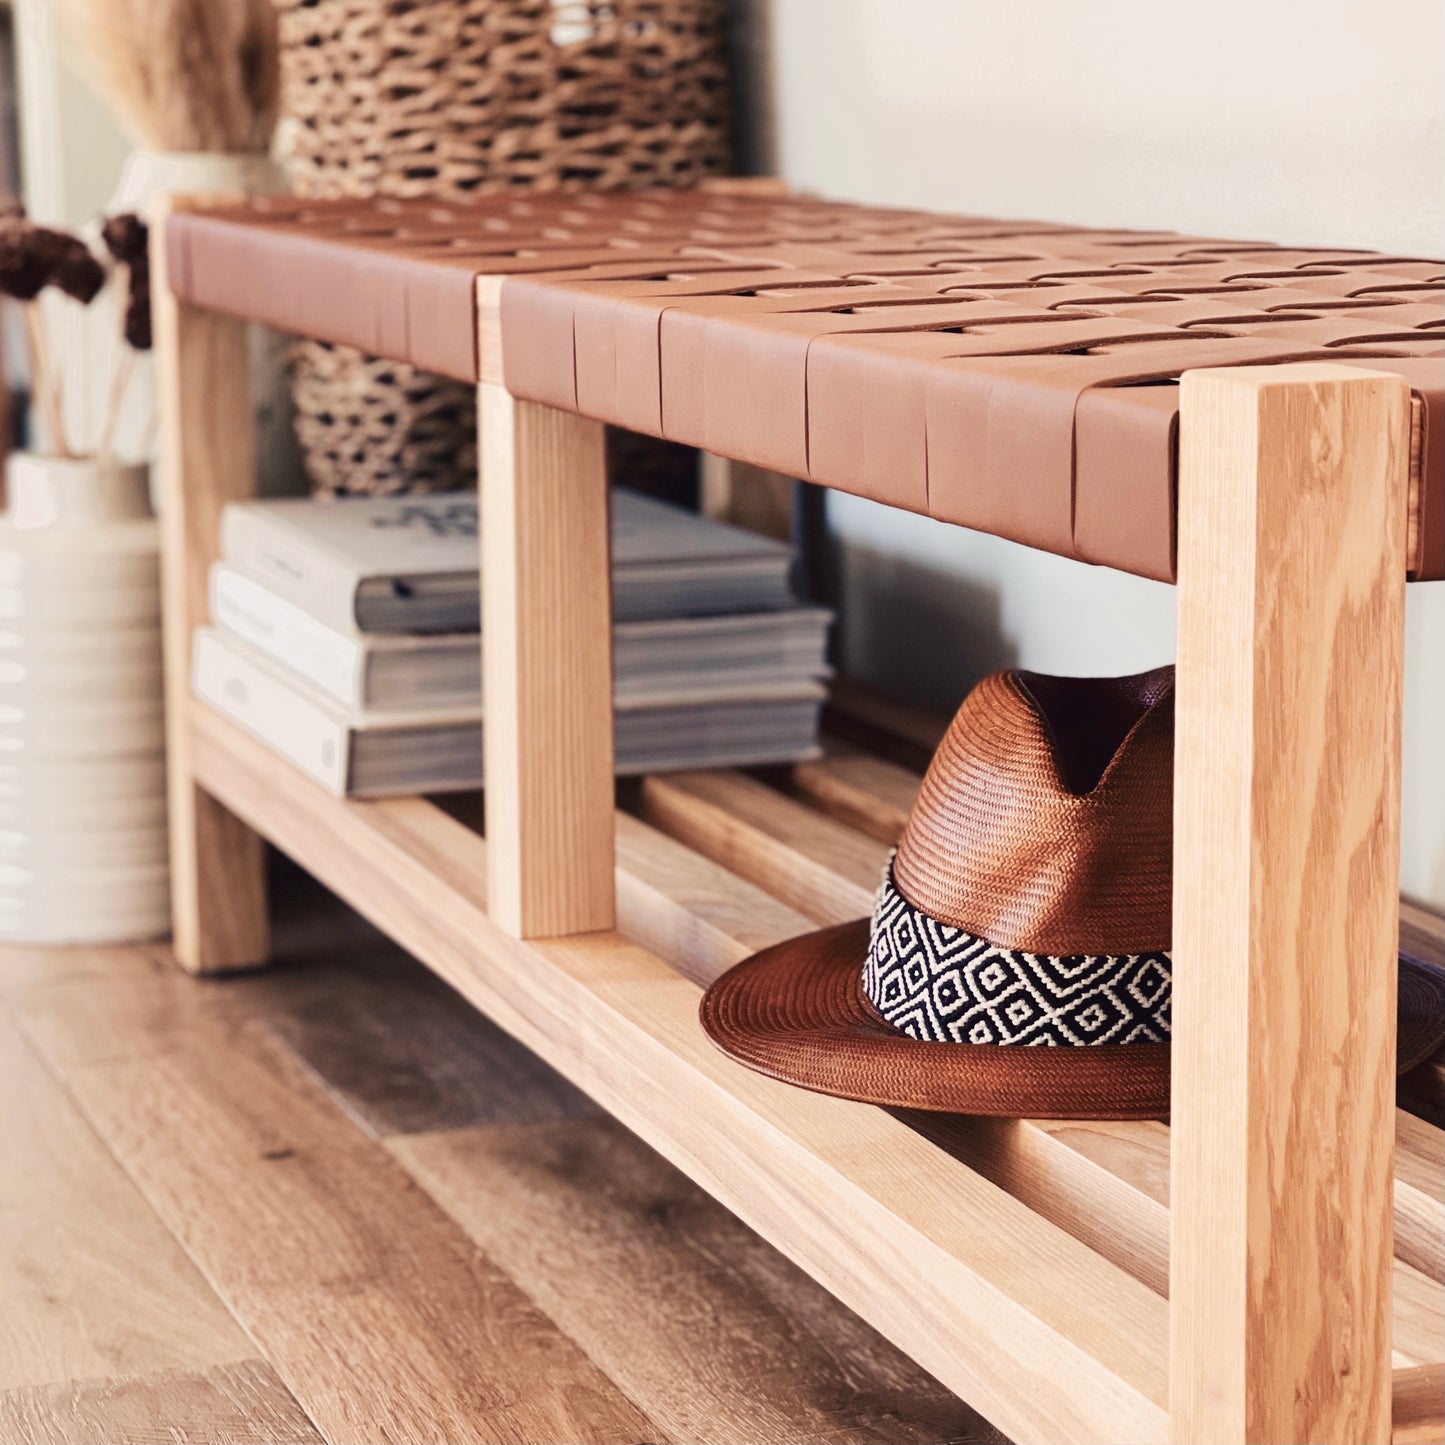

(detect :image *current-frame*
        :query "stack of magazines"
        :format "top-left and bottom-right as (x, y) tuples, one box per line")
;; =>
(194, 489), (833, 798)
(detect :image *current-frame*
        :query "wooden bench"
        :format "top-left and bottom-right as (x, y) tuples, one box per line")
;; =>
(155, 188), (1444, 1445)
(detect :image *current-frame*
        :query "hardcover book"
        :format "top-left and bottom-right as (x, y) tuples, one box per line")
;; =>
(210, 562), (832, 711)
(219, 489), (797, 634)
(194, 628), (826, 798)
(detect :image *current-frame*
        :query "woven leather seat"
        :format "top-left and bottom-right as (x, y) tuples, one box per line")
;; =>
(165, 190), (1443, 582)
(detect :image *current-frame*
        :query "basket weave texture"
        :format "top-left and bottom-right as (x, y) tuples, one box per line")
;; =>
(275, 0), (732, 495)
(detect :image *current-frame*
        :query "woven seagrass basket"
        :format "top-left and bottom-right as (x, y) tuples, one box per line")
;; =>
(275, 0), (732, 496)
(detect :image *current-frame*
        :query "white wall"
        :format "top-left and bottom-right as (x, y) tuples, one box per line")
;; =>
(758, 0), (1445, 908)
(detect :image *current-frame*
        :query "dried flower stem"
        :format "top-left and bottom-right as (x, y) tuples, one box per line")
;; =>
(22, 302), (71, 459)
(98, 347), (138, 467)
(97, 270), (135, 464)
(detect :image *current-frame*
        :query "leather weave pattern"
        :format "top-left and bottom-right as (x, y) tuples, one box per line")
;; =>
(165, 191), (1445, 582)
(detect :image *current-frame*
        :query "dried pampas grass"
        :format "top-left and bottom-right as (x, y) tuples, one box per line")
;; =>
(54, 0), (280, 154)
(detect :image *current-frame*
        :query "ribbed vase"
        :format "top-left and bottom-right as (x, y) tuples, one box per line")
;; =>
(0, 454), (170, 944)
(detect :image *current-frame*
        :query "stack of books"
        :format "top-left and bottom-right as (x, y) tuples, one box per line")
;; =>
(195, 489), (833, 797)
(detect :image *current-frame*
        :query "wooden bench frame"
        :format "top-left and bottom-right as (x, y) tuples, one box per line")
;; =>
(153, 194), (1439, 1444)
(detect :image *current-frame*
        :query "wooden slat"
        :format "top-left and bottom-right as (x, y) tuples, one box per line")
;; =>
(478, 380), (615, 938)
(394, 1117), (1003, 1445)
(189, 702), (1172, 1445)
(0, 1360), (322, 1445)
(1173, 363), (1410, 1443)
(0, 1010), (253, 1393)
(615, 810), (817, 986)
(919, 1115), (1443, 1366)
(14, 953), (658, 1445)
(640, 769), (885, 922)
(791, 743), (917, 843)
(1395, 1110), (1445, 1283)
(153, 198), (269, 974)
(823, 676), (948, 772)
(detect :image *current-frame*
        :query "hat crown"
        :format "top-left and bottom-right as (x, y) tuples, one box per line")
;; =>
(892, 666), (1174, 956)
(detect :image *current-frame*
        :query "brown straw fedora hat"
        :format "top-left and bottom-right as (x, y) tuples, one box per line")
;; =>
(701, 666), (1445, 1120)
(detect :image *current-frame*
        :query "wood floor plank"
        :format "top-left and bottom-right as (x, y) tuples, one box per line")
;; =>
(256, 956), (599, 1137)
(12, 971), (658, 1445)
(0, 939), (170, 999)
(0, 1007), (253, 1393)
(0, 1359), (322, 1445)
(823, 678), (948, 773)
(393, 1117), (1004, 1445)
(244, 890), (598, 1137)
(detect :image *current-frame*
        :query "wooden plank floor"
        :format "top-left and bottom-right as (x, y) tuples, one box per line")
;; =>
(0, 859), (1005, 1445)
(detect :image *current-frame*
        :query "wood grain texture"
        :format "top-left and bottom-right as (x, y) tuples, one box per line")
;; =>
(1394, 1110), (1445, 1283)
(14, 962), (656, 1445)
(152, 197), (268, 974)
(1393, 1364), (1445, 1445)
(0, 1359), (321, 1445)
(189, 703), (1172, 1445)
(478, 380), (615, 938)
(1172, 363), (1411, 1444)
(395, 1117), (1004, 1445)
(0, 1010), (253, 1393)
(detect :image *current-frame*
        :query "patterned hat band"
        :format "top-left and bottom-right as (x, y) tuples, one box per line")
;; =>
(863, 852), (1173, 1047)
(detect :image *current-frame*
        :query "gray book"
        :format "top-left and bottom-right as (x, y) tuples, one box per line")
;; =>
(194, 628), (825, 799)
(210, 561), (832, 710)
(219, 488), (796, 635)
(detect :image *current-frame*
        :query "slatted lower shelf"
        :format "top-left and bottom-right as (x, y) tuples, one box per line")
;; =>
(189, 699), (1445, 1445)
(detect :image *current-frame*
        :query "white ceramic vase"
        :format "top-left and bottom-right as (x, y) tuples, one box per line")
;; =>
(0, 453), (170, 944)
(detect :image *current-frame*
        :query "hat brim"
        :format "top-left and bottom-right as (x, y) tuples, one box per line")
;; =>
(700, 919), (1445, 1120)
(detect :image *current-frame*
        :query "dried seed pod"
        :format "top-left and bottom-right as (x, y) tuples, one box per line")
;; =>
(45, 230), (106, 304)
(0, 232), (51, 301)
(101, 212), (149, 266)
(123, 277), (153, 351)
(102, 213), (153, 351)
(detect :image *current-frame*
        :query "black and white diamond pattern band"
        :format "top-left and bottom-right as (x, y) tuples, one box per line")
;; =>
(863, 853), (1172, 1047)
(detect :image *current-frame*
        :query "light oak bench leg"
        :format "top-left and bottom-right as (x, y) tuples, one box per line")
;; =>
(1171, 363), (1411, 1443)
(478, 383), (615, 939)
(153, 224), (269, 974)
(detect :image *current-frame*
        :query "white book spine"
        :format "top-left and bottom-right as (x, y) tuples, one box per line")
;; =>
(192, 628), (351, 795)
(220, 507), (365, 635)
(210, 565), (364, 708)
